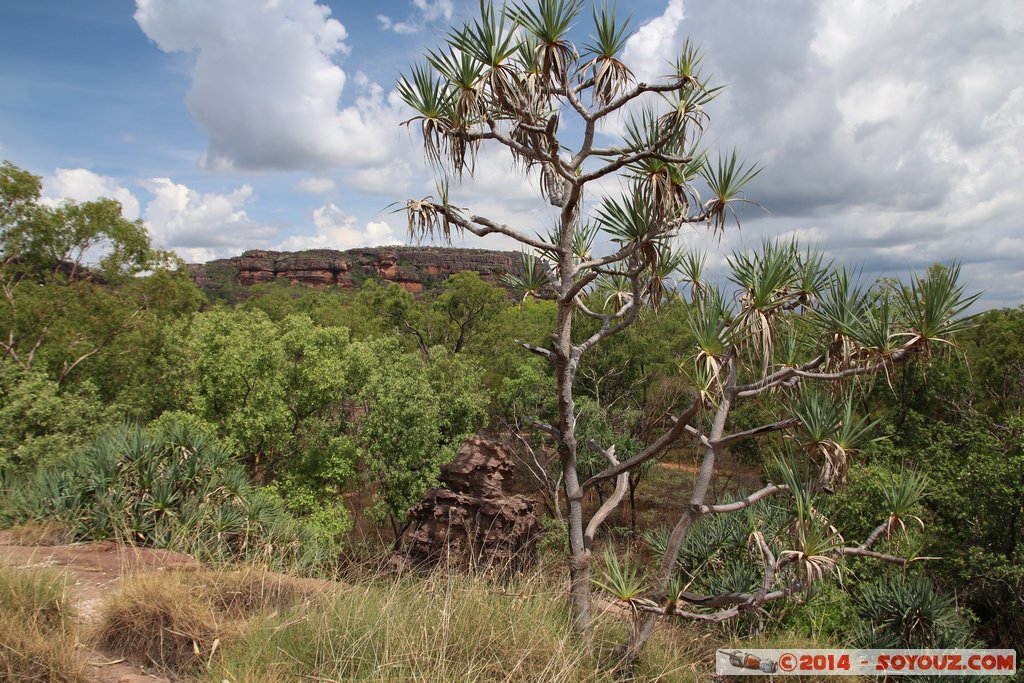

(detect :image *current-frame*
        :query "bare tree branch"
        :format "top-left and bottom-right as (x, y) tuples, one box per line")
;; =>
(699, 484), (790, 514)
(712, 418), (800, 448)
(530, 419), (561, 439)
(584, 443), (627, 547)
(516, 338), (553, 360)
(430, 203), (563, 253)
(582, 399), (701, 489)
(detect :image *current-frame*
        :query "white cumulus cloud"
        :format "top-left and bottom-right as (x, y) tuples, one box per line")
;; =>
(134, 0), (406, 171)
(42, 168), (141, 221)
(294, 177), (336, 194)
(629, 0), (1024, 307)
(378, 0), (454, 34)
(140, 178), (275, 262)
(277, 203), (401, 251)
(621, 0), (686, 82)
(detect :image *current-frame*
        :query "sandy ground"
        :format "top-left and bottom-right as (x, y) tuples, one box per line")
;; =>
(0, 531), (198, 683)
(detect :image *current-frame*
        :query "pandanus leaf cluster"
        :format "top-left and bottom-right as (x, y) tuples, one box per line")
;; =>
(398, 0), (758, 289)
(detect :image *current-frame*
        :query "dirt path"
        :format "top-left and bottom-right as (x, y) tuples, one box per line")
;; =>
(0, 532), (197, 683)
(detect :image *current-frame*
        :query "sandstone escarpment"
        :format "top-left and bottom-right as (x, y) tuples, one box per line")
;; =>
(188, 246), (519, 294)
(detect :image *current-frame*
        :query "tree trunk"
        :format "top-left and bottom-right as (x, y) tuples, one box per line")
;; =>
(619, 357), (736, 669)
(558, 348), (593, 645)
(553, 228), (594, 647)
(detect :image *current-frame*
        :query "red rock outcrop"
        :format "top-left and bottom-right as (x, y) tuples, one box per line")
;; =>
(188, 247), (519, 293)
(395, 437), (540, 571)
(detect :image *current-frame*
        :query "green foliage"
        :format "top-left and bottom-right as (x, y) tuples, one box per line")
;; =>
(355, 272), (508, 356)
(865, 410), (1024, 647)
(0, 364), (112, 472)
(853, 573), (977, 649)
(959, 306), (1024, 415)
(593, 548), (648, 602)
(1, 161), (156, 282)
(643, 501), (788, 598)
(176, 308), (292, 466)
(354, 338), (488, 526)
(776, 581), (862, 645)
(1, 162), (203, 396)
(238, 282), (357, 327)
(1, 421), (334, 573)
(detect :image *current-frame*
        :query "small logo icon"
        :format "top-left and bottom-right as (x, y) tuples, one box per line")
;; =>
(727, 650), (778, 674)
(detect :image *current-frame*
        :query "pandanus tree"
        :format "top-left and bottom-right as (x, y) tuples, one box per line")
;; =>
(396, 0), (978, 665)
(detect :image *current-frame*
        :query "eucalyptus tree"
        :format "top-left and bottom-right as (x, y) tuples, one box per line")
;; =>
(395, 0), (978, 662)
(0, 161), (182, 387)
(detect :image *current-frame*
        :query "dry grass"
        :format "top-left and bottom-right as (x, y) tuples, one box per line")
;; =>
(5, 520), (73, 546)
(94, 567), (322, 677)
(0, 566), (87, 683)
(198, 566), (325, 618)
(92, 564), (856, 682)
(209, 569), (707, 682)
(95, 572), (225, 675)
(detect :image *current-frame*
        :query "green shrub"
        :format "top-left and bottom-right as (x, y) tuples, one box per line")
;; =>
(853, 573), (977, 649)
(0, 420), (336, 574)
(0, 364), (111, 472)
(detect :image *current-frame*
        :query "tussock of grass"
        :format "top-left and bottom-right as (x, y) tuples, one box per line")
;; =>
(95, 568), (322, 677)
(211, 570), (705, 682)
(0, 566), (86, 683)
(200, 567), (324, 618)
(5, 520), (73, 546)
(96, 573), (225, 675)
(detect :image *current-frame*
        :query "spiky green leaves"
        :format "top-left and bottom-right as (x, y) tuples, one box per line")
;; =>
(449, 2), (520, 112)
(894, 263), (980, 345)
(680, 288), (734, 403)
(811, 262), (979, 367)
(726, 240), (830, 371)
(773, 459), (844, 585)
(506, 0), (585, 90)
(397, 64), (468, 173)
(881, 469), (928, 535)
(595, 185), (663, 251)
(701, 150), (762, 235)
(582, 3), (633, 105)
(501, 252), (551, 303)
(788, 388), (879, 486)
(593, 548), (648, 603)
(673, 38), (707, 86)
(619, 105), (703, 226)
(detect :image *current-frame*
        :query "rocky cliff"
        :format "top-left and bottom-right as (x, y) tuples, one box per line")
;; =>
(188, 246), (519, 294)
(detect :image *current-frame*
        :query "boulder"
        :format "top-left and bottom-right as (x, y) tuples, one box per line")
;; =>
(397, 437), (540, 570)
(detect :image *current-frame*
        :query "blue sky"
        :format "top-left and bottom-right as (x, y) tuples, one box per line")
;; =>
(1, 0), (1022, 306)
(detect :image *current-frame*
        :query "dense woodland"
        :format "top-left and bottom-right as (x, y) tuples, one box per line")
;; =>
(1, 158), (1022, 668)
